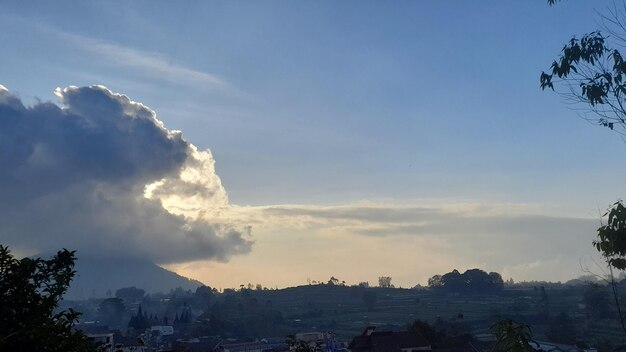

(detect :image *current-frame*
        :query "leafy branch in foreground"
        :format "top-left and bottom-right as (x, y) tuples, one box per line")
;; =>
(491, 320), (539, 352)
(0, 245), (94, 351)
(593, 201), (626, 336)
(541, 2), (626, 135)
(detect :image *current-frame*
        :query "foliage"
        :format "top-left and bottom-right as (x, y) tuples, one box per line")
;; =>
(204, 291), (284, 337)
(286, 335), (321, 352)
(541, 1), (626, 338)
(540, 2), (626, 135)
(408, 320), (445, 345)
(0, 245), (94, 351)
(428, 268), (504, 294)
(590, 201), (626, 335)
(428, 274), (443, 288)
(128, 306), (150, 332)
(378, 276), (392, 288)
(115, 286), (145, 303)
(594, 201), (626, 270)
(491, 320), (539, 352)
(191, 285), (215, 311)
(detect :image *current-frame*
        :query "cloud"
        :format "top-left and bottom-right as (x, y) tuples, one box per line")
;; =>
(0, 85), (252, 264)
(168, 202), (600, 286)
(61, 33), (233, 92)
(0, 83), (602, 285)
(0, 14), (235, 94)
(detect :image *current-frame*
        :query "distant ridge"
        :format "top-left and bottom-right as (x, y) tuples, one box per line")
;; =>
(59, 254), (204, 300)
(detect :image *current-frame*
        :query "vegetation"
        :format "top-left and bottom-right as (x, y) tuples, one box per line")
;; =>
(0, 245), (93, 351)
(542, 0), (626, 338)
(491, 320), (538, 352)
(378, 276), (393, 288)
(56, 270), (626, 349)
(541, 1), (626, 135)
(428, 269), (504, 294)
(115, 286), (146, 303)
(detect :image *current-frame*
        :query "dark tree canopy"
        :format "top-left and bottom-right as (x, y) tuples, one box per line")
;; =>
(428, 268), (504, 294)
(378, 276), (393, 288)
(408, 320), (445, 346)
(115, 286), (146, 303)
(0, 245), (93, 351)
(491, 320), (539, 352)
(595, 201), (626, 270)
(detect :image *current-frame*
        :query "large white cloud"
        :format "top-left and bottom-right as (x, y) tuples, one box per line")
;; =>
(0, 85), (252, 263)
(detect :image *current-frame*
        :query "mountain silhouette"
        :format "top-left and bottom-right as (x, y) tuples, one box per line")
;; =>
(58, 254), (204, 299)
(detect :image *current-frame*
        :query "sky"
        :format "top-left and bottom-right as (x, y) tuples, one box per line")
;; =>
(2, 0), (626, 289)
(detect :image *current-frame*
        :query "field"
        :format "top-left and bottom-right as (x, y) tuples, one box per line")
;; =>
(240, 283), (626, 345)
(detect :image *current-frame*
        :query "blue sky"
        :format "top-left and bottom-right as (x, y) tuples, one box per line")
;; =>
(2, 1), (626, 287)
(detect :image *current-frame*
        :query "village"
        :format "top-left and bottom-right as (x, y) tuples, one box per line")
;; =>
(66, 271), (619, 352)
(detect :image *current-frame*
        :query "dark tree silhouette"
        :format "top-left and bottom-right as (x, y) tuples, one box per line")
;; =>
(115, 286), (146, 304)
(491, 320), (539, 352)
(541, 1), (626, 135)
(428, 269), (504, 294)
(378, 276), (392, 288)
(0, 245), (94, 351)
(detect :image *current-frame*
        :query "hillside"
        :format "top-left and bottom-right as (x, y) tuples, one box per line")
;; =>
(64, 254), (203, 300)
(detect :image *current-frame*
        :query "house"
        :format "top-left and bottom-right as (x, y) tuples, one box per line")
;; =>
(533, 341), (597, 352)
(215, 338), (289, 352)
(86, 333), (114, 352)
(348, 327), (431, 352)
(150, 325), (174, 337)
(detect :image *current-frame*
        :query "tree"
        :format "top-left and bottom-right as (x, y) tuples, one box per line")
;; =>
(128, 306), (147, 333)
(378, 276), (392, 288)
(440, 270), (463, 292)
(541, 2), (626, 134)
(408, 320), (445, 346)
(489, 272), (505, 290)
(286, 335), (321, 352)
(595, 201), (626, 270)
(541, 2), (626, 337)
(428, 269), (504, 294)
(0, 245), (94, 351)
(428, 274), (443, 289)
(115, 286), (145, 304)
(491, 320), (539, 352)
(592, 201), (626, 333)
(192, 285), (215, 311)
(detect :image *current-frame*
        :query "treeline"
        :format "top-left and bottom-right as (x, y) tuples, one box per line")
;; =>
(427, 268), (504, 294)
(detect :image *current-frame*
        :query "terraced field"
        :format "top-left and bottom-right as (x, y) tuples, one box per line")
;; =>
(246, 284), (626, 345)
